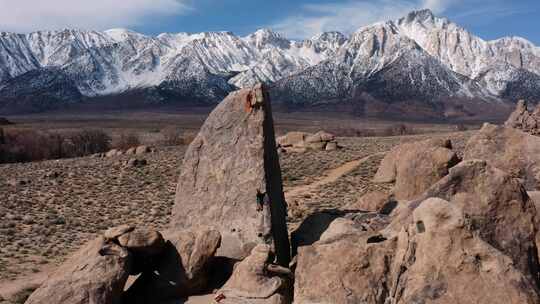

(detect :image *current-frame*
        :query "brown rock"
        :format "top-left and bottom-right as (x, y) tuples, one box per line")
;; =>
(373, 138), (460, 200)
(123, 228), (221, 302)
(170, 84), (290, 266)
(293, 213), (395, 304)
(25, 236), (132, 304)
(276, 132), (307, 147)
(305, 141), (326, 150)
(505, 100), (540, 135)
(390, 198), (539, 304)
(104, 224), (134, 240)
(135, 145), (151, 155)
(325, 141), (338, 151)
(389, 159), (538, 279)
(464, 123), (540, 190)
(105, 149), (122, 158)
(125, 147), (136, 155)
(345, 191), (395, 213)
(218, 244), (291, 304)
(117, 228), (165, 256)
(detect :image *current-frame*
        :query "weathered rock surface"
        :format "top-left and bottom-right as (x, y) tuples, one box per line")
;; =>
(293, 159), (540, 304)
(293, 212), (395, 304)
(373, 138), (460, 200)
(345, 191), (396, 213)
(216, 244), (291, 304)
(117, 228), (165, 256)
(390, 198), (540, 304)
(276, 132), (307, 147)
(277, 130), (338, 153)
(25, 236), (132, 304)
(389, 159), (539, 278)
(505, 100), (540, 135)
(464, 123), (540, 190)
(171, 84), (290, 266)
(135, 145), (151, 155)
(123, 228), (221, 303)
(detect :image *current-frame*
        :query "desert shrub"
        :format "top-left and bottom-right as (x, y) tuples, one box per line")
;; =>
(382, 124), (416, 136)
(455, 124), (467, 131)
(66, 129), (111, 156)
(161, 126), (196, 146)
(161, 126), (182, 146)
(114, 132), (140, 150)
(0, 129), (111, 164)
(330, 124), (417, 138)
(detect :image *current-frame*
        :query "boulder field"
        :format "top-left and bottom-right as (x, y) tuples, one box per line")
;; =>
(20, 93), (540, 304)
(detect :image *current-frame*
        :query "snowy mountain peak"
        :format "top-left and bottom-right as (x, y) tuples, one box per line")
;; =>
(403, 9), (436, 22)
(2, 9), (540, 115)
(245, 28), (290, 49)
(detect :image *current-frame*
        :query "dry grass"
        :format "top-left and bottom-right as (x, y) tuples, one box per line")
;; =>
(0, 110), (479, 284)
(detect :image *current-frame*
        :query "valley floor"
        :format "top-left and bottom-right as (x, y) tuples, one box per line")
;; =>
(0, 129), (473, 286)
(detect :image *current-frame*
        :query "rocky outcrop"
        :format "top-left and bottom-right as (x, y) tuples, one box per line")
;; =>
(294, 159), (540, 304)
(505, 100), (540, 135)
(373, 138), (460, 200)
(216, 244), (292, 304)
(277, 131), (338, 153)
(390, 197), (539, 304)
(26, 226), (220, 304)
(464, 123), (540, 190)
(345, 191), (396, 213)
(24, 236), (133, 304)
(123, 228), (221, 303)
(293, 213), (394, 304)
(170, 84), (290, 266)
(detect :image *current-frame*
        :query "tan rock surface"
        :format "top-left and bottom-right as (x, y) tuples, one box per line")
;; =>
(464, 123), (540, 190)
(170, 84), (290, 266)
(373, 138), (460, 200)
(25, 236), (132, 304)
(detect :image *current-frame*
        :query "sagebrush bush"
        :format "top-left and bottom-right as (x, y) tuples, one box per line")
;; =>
(114, 132), (141, 150)
(0, 129), (111, 164)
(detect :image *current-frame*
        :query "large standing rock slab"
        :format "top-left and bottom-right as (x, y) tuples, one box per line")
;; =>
(123, 228), (221, 303)
(25, 236), (132, 304)
(170, 84), (290, 266)
(464, 123), (540, 190)
(373, 138), (460, 200)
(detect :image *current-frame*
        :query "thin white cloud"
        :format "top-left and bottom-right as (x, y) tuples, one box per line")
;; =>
(0, 0), (191, 32)
(272, 0), (459, 39)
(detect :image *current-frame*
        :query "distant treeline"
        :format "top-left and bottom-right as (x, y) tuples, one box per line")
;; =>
(0, 128), (111, 164)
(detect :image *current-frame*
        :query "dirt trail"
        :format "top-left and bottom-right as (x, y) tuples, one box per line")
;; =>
(284, 152), (386, 201)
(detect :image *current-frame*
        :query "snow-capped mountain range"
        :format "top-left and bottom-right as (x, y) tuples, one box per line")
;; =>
(1, 9), (540, 115)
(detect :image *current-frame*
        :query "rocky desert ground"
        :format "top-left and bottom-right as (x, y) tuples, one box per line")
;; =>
(0, 128), (472, 284)
(3, 85), (540, 304)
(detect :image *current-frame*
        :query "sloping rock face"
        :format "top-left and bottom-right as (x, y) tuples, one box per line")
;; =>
(373, 138), (460, 200)
(217, 244), (292, 304)
(294, 160), (540, 304)
(464, 123), (540, 190)
(123, 228), (221, 303)
(25, 236), (132, 304)
(171, 84), (290, 266)
(390, 198), (539, 304)
(505, 100), (540, 135)
(294, 213), (395, 304)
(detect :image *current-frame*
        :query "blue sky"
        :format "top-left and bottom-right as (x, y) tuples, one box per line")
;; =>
(0, 0), (539, 44)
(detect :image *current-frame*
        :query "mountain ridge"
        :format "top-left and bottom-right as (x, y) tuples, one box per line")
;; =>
(0, 9), (539, 117)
